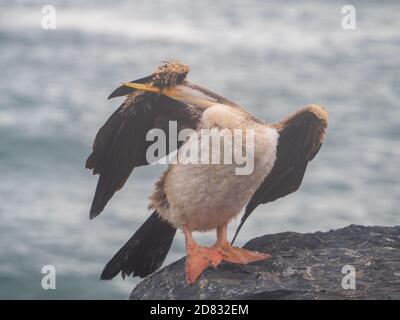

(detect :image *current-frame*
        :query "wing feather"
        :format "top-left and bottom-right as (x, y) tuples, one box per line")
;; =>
(86, 91), (201, 219)
(232, 105), (328, 243)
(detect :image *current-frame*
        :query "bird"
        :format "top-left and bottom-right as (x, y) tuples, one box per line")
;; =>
(86, 60), (328, 284)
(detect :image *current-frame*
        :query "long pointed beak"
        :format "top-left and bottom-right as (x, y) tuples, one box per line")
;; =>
(122, 82), (182, 99)
(122, 82), (217, 108)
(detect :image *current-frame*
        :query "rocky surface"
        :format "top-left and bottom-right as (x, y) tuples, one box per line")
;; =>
(129, 225), (400, 300)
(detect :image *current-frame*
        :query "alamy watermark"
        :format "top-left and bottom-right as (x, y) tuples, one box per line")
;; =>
(146, 121), (256, 175)
(341, 265), (356, 290)
(41, 5), (56, 30)
(41, 265), (56, 290)
(341, 5), (356, 30)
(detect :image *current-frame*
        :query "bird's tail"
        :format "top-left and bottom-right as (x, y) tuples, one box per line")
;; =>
(100, 212), (176, 280)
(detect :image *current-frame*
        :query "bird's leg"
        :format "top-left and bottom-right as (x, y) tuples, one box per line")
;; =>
(184, 225), (223, 284)
(213, 223), (271, 264)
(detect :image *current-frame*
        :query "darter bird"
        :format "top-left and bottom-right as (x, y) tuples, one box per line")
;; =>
(86, 60), (328, 284)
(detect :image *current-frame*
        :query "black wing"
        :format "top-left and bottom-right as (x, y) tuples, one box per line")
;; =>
(86, 87), (201, 219)
(232, 105), (328, 243)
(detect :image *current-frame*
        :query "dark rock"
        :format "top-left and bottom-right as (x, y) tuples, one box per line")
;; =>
(129, 225), (400, 300)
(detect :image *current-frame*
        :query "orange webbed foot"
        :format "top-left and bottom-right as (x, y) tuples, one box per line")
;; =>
(216, 241), (271, 264)
(185, 244), (224, 284)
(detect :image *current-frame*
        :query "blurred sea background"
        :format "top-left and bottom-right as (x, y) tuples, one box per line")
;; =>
(0, 0), (399, 299)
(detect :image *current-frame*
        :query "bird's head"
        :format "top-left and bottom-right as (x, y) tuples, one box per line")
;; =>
(122, 60), (220, 109)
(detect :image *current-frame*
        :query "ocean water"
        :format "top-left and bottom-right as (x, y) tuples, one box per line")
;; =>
(0, 0), (399, 299)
